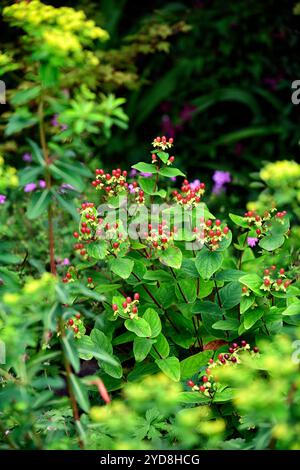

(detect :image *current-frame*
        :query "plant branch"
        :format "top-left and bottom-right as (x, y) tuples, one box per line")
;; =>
(38, 97), (56, 276)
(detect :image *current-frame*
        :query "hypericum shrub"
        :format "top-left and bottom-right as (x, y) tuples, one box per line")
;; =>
(1, 137), (299, 450)
(63, 136), (299, 384)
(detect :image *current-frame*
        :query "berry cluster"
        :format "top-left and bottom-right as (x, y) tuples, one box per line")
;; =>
(151, 153), (175, 165)
(143, 221), (175, 252)
(65, 313), (83, 339)
(92, 168), (128, 196)
(172, 179), (205, 209)
(112, 293), (140, 319)
(62, 265), (77, 284)
(260, 265), (292, 292)
(193, 218), (229, 250)
(187, 341), (259, 398)
(151, 135), (174, 151)
(243, 209), (287, 237)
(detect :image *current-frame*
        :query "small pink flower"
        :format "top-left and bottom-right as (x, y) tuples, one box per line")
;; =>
(247, 237), (258, 248)
(22, 153), (32, 162)
(39, 180), (46, 189)
(0, 194), (7, 204)
(24, 183), (36, 193)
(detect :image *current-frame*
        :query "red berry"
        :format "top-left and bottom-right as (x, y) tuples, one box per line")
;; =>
(206, 368), (211, 375)
(200, 183), (205, 189)
(253, 346), (259, 353)
(169, 156), (175, 163)
(113, 242), (119, 249)
(187, 380), (194, 387)
(264, 279), (270, 286)
(66, 273), (71, 279)
(122, 302), (127, 308)
(169, 138), (174, 144)
(284, 280), (291, 288)
(223, 226), (229, 234)
(202, 376), (208, 383)
(156, 136), (161, 142)
(209, 358), (214, 364)
(68, 319), (74, 326)
(232, 343), (238, 349)
(199, 385), (206, 392)
(206, 220), (212, 227)
(126, 297), (132, 304)
(277, 279), (283, 285)
(80, 250), (86, 255)
(75, 313), (81, 319)
(231, 356), (237, 363)
(218, 353), (223, 361)
(279, 268), (285, 275)
(228, 347), (234, 354)
(241, 340), (247, 347)
(112, 304), (118, 311)
(134, 293), (140, 300)
(74, 327), (79, 334)
(132, 306), (138, 314)
(256, 229), (261, 235)
(271, 265), (276, 270)
(264, 269), (270, 275)
(87, 277), (92, 283)
(242, 286), (248, 293)
(215, 219), (221, 226)
(73, 232), (79, 238)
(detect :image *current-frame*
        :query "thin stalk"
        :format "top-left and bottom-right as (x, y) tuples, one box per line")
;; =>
(169, 267), (188, 303)
(38, 98), (56, 276)
(132, 272), (180, 333)
(58, 319), (83, 448)
(152, 344), (163, 359)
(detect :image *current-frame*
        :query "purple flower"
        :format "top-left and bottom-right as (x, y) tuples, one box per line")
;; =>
(170, 176), (177, 182)
(161, 114), (175, 138)
(22, 153), (32, 163)
(247, 237), (258, 248)
(0, 194), (7, 204)
(212, 170), (231, 194)
(51, 114), (59, 127)
(62, 258), (70, 266)
(51, 114), (68, 131)
(24, 183), (37, 193)
(39, 179), (46, 189)
(128, 184), (136, 194)
(190, 179), (201, 191)
(179, 103), (197, 123)
(129, 169), (137, 178)
(140, 172), (152, 178)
